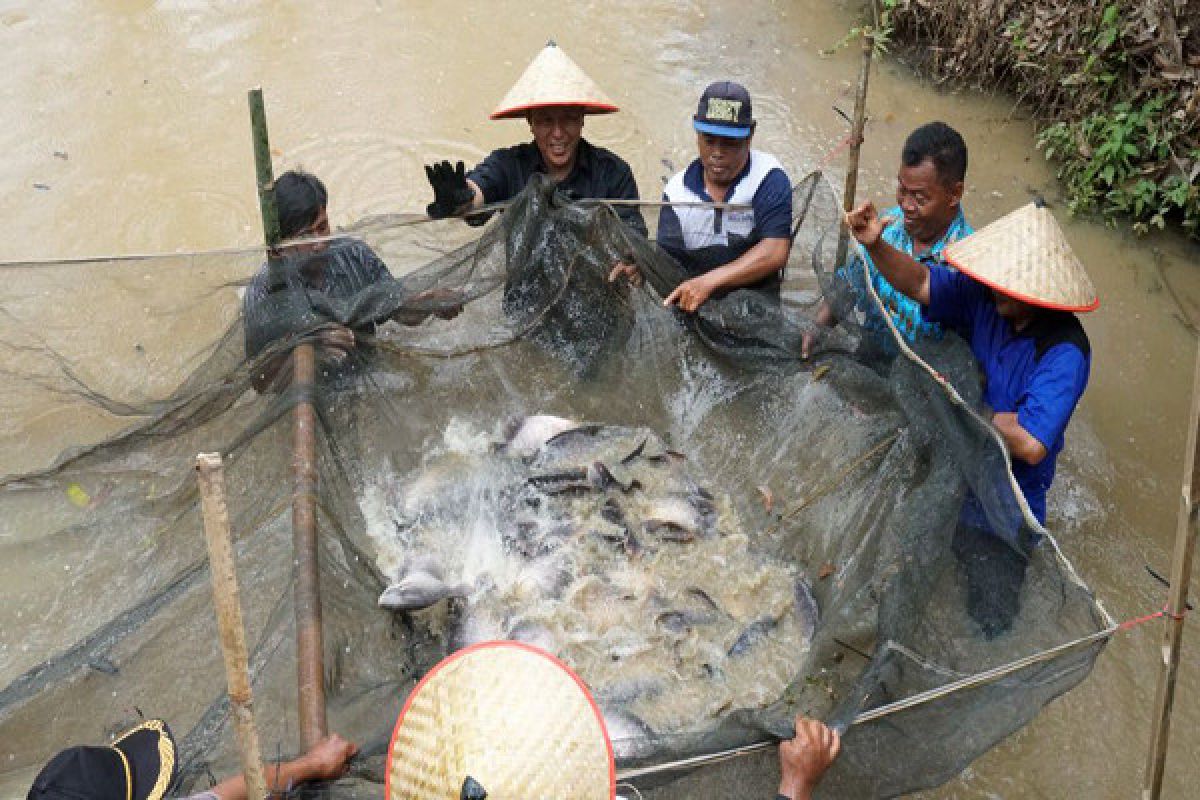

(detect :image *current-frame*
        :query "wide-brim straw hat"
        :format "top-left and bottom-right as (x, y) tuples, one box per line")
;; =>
(943, 202), (1099, 312)
(490, 42), (618, 120)
(386, 641), (615, 800)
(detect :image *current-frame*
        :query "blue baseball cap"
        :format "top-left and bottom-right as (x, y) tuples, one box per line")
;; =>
(693, 81), (755, 139)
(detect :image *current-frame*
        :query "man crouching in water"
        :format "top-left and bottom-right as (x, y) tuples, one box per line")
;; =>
(844, 198), (1097, 637)
(242, 170), (460, 391)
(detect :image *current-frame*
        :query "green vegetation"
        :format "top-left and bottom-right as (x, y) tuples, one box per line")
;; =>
(878, 1), (1199, 237)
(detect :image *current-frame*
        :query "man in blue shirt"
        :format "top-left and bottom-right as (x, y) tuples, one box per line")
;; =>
(844, 200), (1097, 636)
(804, 122), (973, 358)
(609, 81), (793, 312)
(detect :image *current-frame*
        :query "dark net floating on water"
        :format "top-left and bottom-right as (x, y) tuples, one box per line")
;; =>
(0, 173), (1109, 797)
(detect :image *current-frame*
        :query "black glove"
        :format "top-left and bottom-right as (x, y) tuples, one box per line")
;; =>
(424, 160), (475, 219)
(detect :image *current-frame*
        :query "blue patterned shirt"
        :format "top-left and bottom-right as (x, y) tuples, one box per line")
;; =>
(840, 205), (972, 347)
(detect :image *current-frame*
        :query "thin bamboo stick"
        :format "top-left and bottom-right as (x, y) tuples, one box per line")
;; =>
(835, 30), (874, 268)
(195, 452), (269, 800)
(247, 87), (327, 750)
(1141, 339), (1200, 798)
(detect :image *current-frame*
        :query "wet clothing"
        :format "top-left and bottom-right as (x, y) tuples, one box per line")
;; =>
(656, 151), (792, 292)
(242, 238), (393, 358)
(467, 138), (646, 236)
(841, 205), (972, 347)
(926, 264), (1091, 528)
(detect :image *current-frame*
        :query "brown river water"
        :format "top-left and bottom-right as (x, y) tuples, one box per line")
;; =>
(2, 0), (1199, 797)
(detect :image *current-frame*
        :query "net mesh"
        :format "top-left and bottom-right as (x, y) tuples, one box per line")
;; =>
(0, 172), (1108, 798)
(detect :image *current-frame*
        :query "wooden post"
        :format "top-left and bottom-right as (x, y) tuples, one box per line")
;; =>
(196, 453), (270, 800)
(247, 87), (327, 750)
(835, 29), (874, 268)
(1142, 342), (1200, 798)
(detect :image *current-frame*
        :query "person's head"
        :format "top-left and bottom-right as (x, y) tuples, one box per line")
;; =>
(991, 289), (1039, 328)
(896, 122), (967, 244)
(527, 106), (586, 175)
(693, 81), (756, 188)
(275, 170), (330, 249)
(27, 720), (179, 800)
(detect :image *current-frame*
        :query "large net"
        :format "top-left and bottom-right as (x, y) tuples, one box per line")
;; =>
(0, 173), (1110, 798)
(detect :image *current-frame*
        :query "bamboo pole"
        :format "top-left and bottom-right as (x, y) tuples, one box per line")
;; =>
(195, 453), (269, 800)
(247, 87), (327, 750)
(835, 29), (874, 268)
(1141, 341), (1200, 798)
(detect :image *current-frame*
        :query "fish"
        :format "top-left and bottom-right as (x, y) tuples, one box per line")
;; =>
(503, 414), (578, 456)
(368, 418), (818, 753)
(728, 578), (819, 655)
(377, 557), (472, 611)
(603, 710), (658, 762)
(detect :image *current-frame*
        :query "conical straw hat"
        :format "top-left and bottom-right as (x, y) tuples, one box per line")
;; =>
(943, 203), (1099, 312)
(490, 41), (618, 119)
(386, 641), (615, 800)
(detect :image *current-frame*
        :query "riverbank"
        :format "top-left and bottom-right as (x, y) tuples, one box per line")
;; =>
(882, 0), (1198, 238)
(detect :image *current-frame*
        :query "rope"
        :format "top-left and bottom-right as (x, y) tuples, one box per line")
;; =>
(0, 199), (753, 270)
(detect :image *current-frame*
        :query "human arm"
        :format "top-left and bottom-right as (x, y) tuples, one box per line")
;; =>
(992, 412), (1048, 465)
(777, 716), (840, 800)
(800, 299), (838, 359)
(845, 202), (930, 306)
(996, 342), (1090, 466)
(205, 734), (358, 800)
(663, 236), (790, 312)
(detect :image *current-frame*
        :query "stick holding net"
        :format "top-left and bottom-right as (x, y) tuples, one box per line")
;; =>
(196, 452), (269, 800)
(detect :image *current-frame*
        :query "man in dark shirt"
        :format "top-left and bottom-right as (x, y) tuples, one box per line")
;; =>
(243, 170), (457, 389)
(423, 42), (646, 241)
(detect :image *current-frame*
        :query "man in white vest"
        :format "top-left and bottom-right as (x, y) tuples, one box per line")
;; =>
(611, 81), (792, 312)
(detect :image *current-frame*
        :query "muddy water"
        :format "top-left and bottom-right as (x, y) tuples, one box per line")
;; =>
(1, 0), (1198, 797)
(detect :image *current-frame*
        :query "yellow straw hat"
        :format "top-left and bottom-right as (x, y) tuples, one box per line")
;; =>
(943, 202), (1099, 312)
(490, 41), (618, 120)
(386, 641), (615, 800)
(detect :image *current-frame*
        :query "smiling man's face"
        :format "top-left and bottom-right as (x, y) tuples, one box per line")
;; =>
(529, 107), (585, 174)
(894, 157), (963, 246)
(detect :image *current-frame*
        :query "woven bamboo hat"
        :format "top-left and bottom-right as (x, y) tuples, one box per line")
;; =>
(386, 641), (615, 800)
(943, 202), (1099, 312)
(490, 41), (618, 120)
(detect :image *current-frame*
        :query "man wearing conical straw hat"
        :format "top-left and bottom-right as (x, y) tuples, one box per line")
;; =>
(423, 41), (646, 241)
(846, 200), (1096, 636)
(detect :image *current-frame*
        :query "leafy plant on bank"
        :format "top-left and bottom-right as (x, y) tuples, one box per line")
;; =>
(1034, 6), (1199, 235)
(879, 0), (1199, 238)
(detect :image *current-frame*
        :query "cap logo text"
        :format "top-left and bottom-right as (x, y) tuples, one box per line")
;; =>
(705, 98), (741, 122)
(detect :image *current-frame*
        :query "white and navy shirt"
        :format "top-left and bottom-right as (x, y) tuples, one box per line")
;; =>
(655, 151), (792, 291)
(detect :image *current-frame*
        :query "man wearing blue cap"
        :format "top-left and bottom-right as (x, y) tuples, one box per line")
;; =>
(612, 81), (793, 312)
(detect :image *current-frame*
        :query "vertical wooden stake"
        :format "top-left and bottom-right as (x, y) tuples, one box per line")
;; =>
(247, 87), (327, 750)
(835, 30), (874, 268)
(1142, 342), (1200, 798)
(196, 453), (269, 800)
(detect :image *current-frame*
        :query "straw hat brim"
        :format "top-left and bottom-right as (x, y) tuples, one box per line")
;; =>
(943, 202), (1099, 313)
(490, 43), (618, 120)
(385, 641), (615, 800)
(490, 101), (618, 120)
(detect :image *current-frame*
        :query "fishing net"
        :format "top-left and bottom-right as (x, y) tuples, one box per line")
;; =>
(0, 172), (1110, 798)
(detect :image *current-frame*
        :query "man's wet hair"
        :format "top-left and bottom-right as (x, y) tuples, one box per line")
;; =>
(275, 170), (328, 239)
(902, 122), (967, 186)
